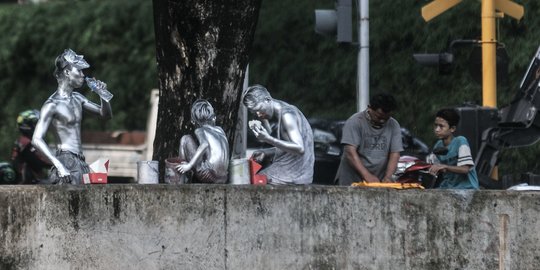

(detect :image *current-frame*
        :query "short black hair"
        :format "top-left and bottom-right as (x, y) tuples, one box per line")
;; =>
(369, 93), (397, 113)
(436, 108), (460, 127)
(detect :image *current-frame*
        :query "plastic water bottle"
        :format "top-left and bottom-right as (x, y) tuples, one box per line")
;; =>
(85, 77), (113, 102)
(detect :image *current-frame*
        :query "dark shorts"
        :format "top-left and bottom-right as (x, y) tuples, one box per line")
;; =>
(49, 151), (90, 185)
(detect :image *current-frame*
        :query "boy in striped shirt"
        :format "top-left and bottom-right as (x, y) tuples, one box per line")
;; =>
(428, 108), (479, 189)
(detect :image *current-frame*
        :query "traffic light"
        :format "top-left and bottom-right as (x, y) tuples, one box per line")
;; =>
(314, 0), (353, 43)
(413, 52), (454, 75)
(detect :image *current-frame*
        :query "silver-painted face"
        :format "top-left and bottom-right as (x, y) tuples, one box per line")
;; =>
(247, 99), (272, 119)
(66, 66), (85, 89)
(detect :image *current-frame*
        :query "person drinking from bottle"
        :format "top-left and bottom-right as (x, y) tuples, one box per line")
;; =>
(32, 49), (113, 184)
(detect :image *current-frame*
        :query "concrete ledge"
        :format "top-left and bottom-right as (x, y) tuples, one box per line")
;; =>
(1, 185), (539, 269)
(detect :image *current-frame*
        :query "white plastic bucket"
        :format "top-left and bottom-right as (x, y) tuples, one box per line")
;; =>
(228, 158), (250, 185)
(137, 161), (159, 184)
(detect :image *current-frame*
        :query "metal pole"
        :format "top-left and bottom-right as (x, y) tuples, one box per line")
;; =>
(231, 65), (249, 158)
(357, 0), (369, 112)
(481, 0), (499, 179)
(481, 0), (497, 108)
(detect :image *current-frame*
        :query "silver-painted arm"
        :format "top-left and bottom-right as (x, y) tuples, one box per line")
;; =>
(176, 142), (208, 174)
(84, 100), (112, 118)
(261, 119), (272, 133)
(252, 112), (304, 155)
(79, 92), (112, 119)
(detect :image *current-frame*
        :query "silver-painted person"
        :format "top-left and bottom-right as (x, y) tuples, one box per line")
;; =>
(176, 100), (229, 183)
(32, 49), (112, 184)
(243, 85), (314, 185)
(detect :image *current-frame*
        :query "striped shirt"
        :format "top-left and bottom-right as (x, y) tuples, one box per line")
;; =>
(431, 136), (479, 189)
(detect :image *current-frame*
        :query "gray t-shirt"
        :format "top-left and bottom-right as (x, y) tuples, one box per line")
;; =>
(335, 110), (403, 185)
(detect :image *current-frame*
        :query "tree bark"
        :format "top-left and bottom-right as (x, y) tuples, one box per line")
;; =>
(152, 0), (261, 181)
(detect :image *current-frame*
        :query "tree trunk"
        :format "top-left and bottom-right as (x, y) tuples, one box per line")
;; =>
(152, 0), (261, 181)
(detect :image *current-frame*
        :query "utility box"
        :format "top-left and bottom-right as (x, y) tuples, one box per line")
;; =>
(454, 105), (499, 159)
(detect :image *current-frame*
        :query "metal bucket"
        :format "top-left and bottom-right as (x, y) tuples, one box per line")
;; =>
(164, 157), (189, 184)
(137, 160), (159, 184)
(228, 158), (250, 185)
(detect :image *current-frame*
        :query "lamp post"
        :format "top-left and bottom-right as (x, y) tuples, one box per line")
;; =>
(358, 0), (369, 112)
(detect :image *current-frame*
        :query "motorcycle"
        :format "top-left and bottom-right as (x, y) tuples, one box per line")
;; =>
(0, 162), (17, 184)
(393, 147), (448, 188)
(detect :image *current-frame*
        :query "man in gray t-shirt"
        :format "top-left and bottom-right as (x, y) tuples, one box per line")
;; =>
(335, 93), (403, 186)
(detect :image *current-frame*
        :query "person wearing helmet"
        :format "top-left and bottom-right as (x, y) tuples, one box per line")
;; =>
(11, 109), (52, 184)
(32, 49), (113, 185)
(0, 162), (17, 185)
(17, 109), (40, 137)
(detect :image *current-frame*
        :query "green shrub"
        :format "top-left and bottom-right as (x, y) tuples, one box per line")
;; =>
(0, 0), (157, 158)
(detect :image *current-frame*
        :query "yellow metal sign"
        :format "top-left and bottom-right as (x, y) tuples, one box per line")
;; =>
(422, 0), (523, 22)
(494, 0), (524, 20)
(421, 0), (462, 22)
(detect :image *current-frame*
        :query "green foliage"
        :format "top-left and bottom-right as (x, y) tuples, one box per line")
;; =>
(0, 0), (157, 158)
(250, 0), (357, 119)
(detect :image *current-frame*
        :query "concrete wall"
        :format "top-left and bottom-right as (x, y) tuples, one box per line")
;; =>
(1, 185), (539, 270)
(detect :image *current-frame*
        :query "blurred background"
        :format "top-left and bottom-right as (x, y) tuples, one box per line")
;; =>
(1, 0), (539, 177)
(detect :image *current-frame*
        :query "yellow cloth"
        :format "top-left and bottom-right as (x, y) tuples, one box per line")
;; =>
(351, 181), (424, 189)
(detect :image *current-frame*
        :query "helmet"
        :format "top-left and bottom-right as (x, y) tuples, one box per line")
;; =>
(17, 109), (40, 137)
(0, 162), (16, 184)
